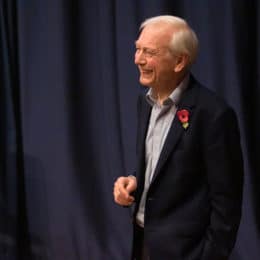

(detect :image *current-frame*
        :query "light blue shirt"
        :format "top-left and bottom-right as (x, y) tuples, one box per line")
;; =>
(136, 74), (190, 227)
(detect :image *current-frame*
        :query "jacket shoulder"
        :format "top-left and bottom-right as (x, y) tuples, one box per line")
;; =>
(192, 80), (235, 117)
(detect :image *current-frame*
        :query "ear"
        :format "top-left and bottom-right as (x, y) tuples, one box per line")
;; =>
(173, 55), (189, 72)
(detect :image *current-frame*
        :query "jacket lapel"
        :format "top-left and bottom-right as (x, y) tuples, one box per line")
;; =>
(139, 99), (151, 152)
(150, 78), (198, 185)
(136, 96), (151, 180)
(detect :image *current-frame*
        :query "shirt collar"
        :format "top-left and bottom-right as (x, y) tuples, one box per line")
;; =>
(146, 74), (190, 106)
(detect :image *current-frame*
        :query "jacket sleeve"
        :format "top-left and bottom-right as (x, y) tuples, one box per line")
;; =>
(201, 107), (244, 260)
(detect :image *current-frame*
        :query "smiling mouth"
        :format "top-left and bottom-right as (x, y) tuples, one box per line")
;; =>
(140, 69), (152, 74)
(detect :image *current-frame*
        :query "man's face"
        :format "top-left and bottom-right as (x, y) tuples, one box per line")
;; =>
(134, 25), (177, 90)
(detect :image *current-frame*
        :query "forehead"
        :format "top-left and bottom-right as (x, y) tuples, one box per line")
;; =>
(135, 24), (173, 48)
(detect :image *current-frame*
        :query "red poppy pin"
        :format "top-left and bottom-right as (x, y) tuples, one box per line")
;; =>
(177, 109), (190, 130)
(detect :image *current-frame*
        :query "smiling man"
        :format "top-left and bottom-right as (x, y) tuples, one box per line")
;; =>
(113, 15), (244, 260)
(134, 21), (191, 101)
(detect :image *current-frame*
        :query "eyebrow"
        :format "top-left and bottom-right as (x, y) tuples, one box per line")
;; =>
(135, 41), (157, 49)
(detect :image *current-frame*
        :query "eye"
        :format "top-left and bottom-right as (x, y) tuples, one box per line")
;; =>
(135, 47), (141, 54)
(134, 46), (158, 57)
(143, 48), (158, 58)
(145, 50), (156, 57)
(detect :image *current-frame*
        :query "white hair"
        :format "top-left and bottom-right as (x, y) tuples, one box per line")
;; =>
(140, 15), (199, 66)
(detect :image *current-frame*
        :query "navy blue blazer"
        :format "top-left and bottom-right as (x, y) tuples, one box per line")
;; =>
(133, 76), (244, 260)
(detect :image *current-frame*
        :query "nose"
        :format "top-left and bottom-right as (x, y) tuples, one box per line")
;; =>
(134, 50), (146, 65)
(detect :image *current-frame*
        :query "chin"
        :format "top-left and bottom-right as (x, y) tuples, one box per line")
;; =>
(139, 77), (153, 87)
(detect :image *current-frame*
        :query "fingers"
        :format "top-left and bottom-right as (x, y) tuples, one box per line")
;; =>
(113, 188), (134, 206)
(126, 175), (137, 193)
(113, 176), (137, 206)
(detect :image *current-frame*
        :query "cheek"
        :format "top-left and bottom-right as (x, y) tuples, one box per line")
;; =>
(145, 60), (157, 72)
(148, 59), (157, 66)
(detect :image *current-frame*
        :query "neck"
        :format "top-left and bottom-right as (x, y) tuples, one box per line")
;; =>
(152, 73), (187, 105)
(154, 89), (174, 105)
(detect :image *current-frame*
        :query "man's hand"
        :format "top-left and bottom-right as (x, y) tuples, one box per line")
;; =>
(113, 176), (137, 206)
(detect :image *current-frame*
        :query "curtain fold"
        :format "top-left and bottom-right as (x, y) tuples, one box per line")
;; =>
(0, 0), (32, 259)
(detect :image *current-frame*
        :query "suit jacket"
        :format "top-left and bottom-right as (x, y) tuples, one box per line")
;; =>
(133, 76), (244, 260)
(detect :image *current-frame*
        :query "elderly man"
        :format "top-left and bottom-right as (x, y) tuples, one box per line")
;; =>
(113, 15), (243, 260)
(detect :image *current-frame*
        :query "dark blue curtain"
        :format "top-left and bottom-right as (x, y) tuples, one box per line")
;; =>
(1, 0), (259, 259)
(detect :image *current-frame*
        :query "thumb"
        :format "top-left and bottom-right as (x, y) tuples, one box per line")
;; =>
(126, 177), (137, 192)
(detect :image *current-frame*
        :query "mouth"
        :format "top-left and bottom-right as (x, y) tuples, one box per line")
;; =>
(140, 68), (153, 75)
